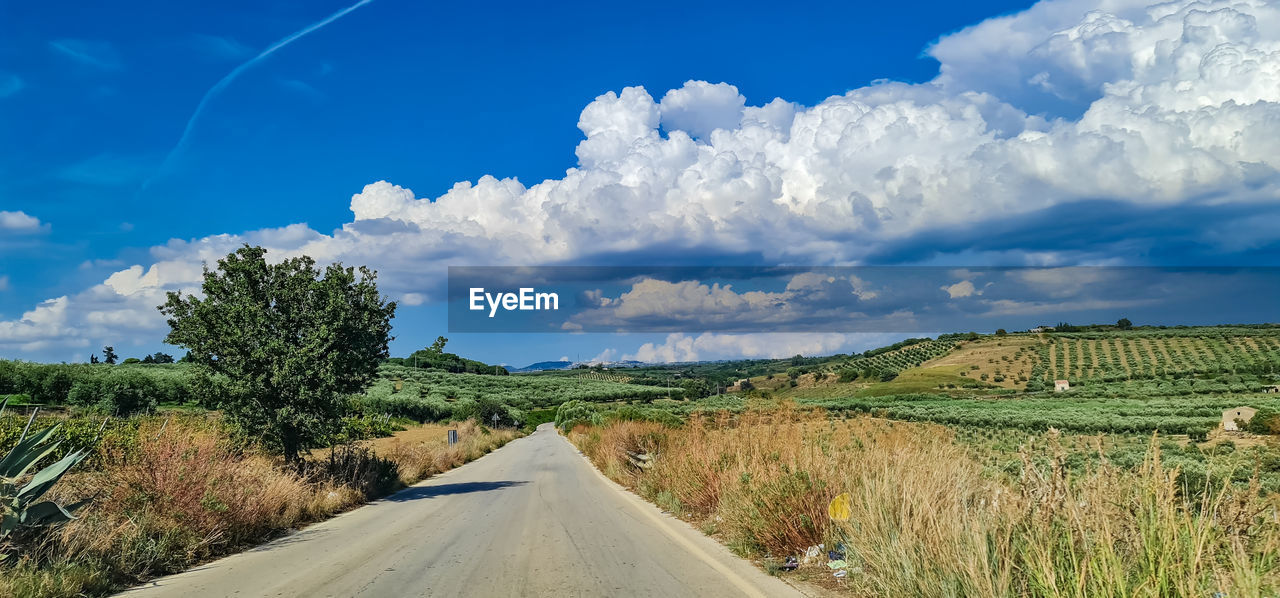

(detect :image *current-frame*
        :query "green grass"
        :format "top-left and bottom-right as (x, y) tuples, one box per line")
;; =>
(950, 424), (1280, 493)
(798, 392), (1280, 435)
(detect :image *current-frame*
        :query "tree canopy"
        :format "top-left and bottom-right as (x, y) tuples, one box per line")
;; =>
(159, 245), (396, 462)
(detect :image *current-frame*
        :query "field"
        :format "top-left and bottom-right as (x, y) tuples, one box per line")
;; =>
(1041, 331), (1280, 384)
(822, 337), (959, 380)
(924, 336), (1039, 388)
(570, 411), (1280, 597)
(7, 324), (1280, 597)
(705, 328), (1280, 436)
(355, 364), (679, 423)
(560, 326), (1280, 596)
(798, 393), (1280, 436)
(0, 360), (680, 428)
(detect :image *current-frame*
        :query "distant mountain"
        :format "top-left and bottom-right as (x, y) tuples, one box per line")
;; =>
(513, 360), (574, 372)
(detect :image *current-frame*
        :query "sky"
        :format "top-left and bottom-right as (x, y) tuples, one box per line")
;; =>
(1, 0), (1279, 367)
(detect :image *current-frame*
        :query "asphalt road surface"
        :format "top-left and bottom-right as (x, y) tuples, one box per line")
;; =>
(119, 423), (806, 597)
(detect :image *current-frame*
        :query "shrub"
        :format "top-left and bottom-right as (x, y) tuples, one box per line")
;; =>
(605, 405), (682, 428)
(555, 400), (599, 431)
(1245, 407), (1280, 435)
(66, 369), (159, 415)
(454, 396), (519, 427)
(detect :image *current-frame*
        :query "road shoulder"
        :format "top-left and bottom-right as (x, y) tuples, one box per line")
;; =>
(559, 430), (831, 598)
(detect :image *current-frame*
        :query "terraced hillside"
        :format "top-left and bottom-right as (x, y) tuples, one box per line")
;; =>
(923, 335), (1039, 389)
(819, 337), (959, 379)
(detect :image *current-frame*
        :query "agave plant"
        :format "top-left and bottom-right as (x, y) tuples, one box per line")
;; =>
(0, 397), (94, 560)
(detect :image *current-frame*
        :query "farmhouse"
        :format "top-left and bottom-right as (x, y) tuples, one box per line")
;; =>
(1263, 385), (1280, 394)
(1054, 380), (1070, 392)
(1222, 406), (1258, 432)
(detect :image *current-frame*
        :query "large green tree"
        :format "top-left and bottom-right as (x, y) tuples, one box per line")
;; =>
(159, 245), (396, 462)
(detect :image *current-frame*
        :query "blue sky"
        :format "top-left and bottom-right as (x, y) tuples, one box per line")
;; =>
(2, 0), (1279, 366)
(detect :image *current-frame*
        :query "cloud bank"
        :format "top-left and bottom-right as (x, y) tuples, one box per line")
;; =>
(6, 0), (1280, 359)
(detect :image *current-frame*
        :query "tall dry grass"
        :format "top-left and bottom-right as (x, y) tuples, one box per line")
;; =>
(377, 420), (509, 483)
(2, 417), (517, 598)
(571, 407), (1280, 597)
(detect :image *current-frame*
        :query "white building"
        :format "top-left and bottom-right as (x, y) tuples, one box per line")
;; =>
(1223, 407), (1258, 432)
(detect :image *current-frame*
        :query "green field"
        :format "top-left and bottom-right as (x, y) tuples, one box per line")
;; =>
(1040, 330), (1280, 384)
(355, 364), (680, 423)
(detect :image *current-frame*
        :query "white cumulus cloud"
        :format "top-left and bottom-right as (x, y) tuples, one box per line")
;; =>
(0, 211), (46, 232)
(623, 332), (854, 363)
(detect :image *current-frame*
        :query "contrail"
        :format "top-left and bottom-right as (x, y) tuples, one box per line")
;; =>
(141, 0), (377, 193)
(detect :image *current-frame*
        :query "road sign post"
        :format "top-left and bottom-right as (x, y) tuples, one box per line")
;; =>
(447, 429), (458, 446)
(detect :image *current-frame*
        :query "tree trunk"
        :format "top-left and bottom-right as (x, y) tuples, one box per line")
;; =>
(282, 433), (302, 470)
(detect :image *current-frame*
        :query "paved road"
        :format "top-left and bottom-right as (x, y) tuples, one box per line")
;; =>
(120, 423), (805, 597)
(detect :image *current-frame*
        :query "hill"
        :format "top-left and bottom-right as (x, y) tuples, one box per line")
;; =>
(512, 360), (573, 372)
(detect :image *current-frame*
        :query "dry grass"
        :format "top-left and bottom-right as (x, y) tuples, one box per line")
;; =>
(375, 421), (514, 484)
(572, 407), (1280, 597)
(926, 337), (1039, 389)
(2, 417), (518, 598)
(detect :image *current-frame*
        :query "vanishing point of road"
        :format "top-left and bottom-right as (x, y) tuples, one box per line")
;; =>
(119, 423), (806, 597)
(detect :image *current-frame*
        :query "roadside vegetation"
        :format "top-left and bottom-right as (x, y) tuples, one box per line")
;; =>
(1, 413), (515, 597)
(561, 323), (1280, 596)
(0, 246), (529, 598)
(570, 408), (1280, 597)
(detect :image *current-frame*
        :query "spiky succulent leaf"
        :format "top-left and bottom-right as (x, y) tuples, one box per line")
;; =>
(20, 501), (76, 526)
(0, 425), (61, 476)
(1, 512), (18, 537)
(17, 448), (87, 505)
(1, 439), (63, 482)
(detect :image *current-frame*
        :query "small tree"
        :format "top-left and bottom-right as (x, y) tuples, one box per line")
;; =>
(102, 346), (117, 365)
(1246, 408), (1280, 435)
(995, 328), (1008, 337)
(1117, 317), (1133, 330)
(159, 245), (396, 463)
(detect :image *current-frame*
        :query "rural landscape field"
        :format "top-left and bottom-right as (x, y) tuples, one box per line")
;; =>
(7, 0), (1280, 595)
(3, 302), (1280, 596)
